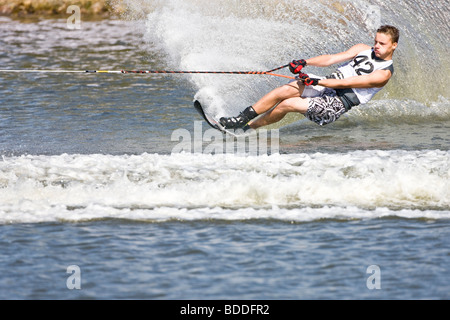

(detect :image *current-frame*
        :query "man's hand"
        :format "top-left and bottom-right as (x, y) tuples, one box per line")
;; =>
(289, 59), (307, 74)
(299, 73), (320, 86)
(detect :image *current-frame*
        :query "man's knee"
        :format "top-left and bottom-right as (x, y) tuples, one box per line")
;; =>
(277, 82), (303, 99)
(276, 99), (295, 113)
(277, 97), (309, 114)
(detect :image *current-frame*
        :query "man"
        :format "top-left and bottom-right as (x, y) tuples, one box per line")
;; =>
(219, 25), (399, 130)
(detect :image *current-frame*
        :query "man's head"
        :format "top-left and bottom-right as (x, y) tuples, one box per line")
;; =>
(374, 25), (399, 60)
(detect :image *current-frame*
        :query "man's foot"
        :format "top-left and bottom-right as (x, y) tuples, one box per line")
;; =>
(219, 106), (258, 129)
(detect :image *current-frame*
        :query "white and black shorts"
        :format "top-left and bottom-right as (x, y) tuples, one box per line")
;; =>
(301, 85), (347, 126)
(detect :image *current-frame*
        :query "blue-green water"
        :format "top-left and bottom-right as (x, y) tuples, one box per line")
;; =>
(0, 0), (449, 300)
(2, 219), (448, 300)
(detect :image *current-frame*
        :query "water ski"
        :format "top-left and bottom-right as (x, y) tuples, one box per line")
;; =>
(193, 100), (241, 137)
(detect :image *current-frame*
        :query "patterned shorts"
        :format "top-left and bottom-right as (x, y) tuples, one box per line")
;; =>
(303, 87), (347, 126)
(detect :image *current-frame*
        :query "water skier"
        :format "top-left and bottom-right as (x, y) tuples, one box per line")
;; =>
(219, 25), (399, 130)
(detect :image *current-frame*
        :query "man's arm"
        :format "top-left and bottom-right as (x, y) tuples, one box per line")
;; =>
(318, 69), (392, 89)
(306, 43), (371, 67)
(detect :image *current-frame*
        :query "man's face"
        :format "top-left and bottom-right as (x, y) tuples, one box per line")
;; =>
(373, 32), (397, 59)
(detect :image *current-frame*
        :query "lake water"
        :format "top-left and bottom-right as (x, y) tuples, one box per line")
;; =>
(0, 0), (449, 301)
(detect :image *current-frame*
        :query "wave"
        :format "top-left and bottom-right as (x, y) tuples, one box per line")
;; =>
(2, 205), (447, 225)
(1, 150), (448, 224)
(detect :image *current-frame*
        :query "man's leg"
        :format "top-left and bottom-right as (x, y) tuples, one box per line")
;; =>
(249, 96), (310, 129)
(219, 80), (305, 129)
(252, 80), (305, 114)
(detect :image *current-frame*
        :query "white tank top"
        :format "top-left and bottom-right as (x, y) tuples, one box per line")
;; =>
(329, 48), (394, 108)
